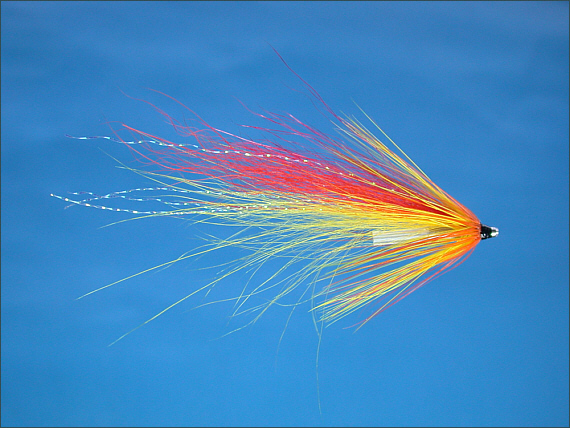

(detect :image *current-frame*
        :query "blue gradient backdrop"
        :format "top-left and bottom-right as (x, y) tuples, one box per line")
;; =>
(2, 2), (568, 426)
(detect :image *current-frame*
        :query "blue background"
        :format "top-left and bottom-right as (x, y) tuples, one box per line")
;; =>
(2, 2), (568, 426)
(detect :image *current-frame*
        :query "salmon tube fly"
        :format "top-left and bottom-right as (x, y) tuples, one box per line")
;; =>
(52, 69), (498, 337)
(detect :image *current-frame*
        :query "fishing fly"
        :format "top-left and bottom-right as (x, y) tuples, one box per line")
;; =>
(52, 58), (498, 340)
